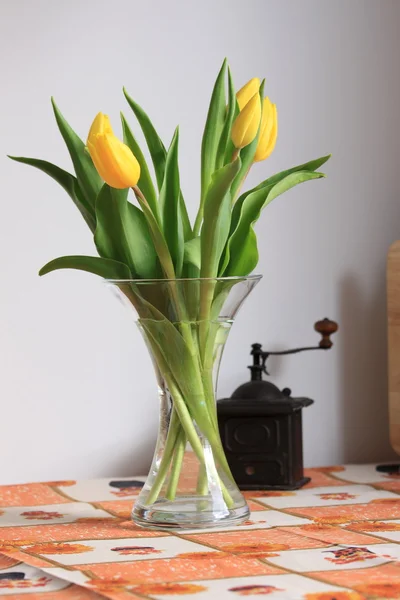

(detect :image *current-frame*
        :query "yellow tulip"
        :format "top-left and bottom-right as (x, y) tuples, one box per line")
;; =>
(254, 100), (278, 162)
(87, 112), (140, 189)
(231, 92), (261, 149)
(87, 112), (113, 140)
(236, 78), (260, 111)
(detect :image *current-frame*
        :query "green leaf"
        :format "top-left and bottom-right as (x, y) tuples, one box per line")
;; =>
(123, 89), (192, 241)
(255, 154), (332, 192)
(123, 88), (167, 190)
(159, 128), (184, 276)
(51, 98), (102, 209)
(120, 112), (160, 222)
(201, 59), (227, 200)
(194, 59), (227, 236)
(8, 156), (96, 232)
(224, 171), (326, 276)
(231, 79), (265, 200)
(179, 193), (193, 242)
(224, 228), (258, 278)
(39, 255), (132, 279)
(224, 106), (240, 164)
(183, 236), (201, 270)
(94, 185), (158, 279)
(216, 66), (238, 170)
(230, 154), (332, 236)
(218, 233), (232, 276)
(200, 157), (241, 278)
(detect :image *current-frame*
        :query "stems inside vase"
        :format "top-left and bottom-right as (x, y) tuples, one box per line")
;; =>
(111, 277), (259, 528)
(139, 328), (235, 508)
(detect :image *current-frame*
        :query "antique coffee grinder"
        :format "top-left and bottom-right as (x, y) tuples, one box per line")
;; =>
(217, 318), (338, 490)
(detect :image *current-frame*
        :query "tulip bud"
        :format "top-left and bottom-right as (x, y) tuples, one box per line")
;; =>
(88, 112), (113, 140)
(236, 78), (260, 111)
(254, 100), (278, 162)
(87, 112), (140, 189)
(231, 93), (261, 149)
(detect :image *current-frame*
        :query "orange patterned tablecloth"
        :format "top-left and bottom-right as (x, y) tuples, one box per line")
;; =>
(2, 465), (400, 599)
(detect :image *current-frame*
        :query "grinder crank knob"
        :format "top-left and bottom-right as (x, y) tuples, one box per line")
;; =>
(314, 318), (338, 349)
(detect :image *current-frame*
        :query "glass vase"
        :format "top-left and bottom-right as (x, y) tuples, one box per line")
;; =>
(108, 276), (261, 530)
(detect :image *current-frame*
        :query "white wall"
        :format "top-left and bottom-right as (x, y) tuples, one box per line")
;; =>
(1, 0), (400, 484)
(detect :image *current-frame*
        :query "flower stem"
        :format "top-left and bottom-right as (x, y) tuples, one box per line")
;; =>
(166, 429), (186, 500)
(231, 148), (240, 162)
(166, 377), (205, 463)
(196, 464), (208, 496)
(144, 409), (181, 506)
(135, 289), (236, 509)
(164, 376), (235, 508)
(132, 185), (176, 281)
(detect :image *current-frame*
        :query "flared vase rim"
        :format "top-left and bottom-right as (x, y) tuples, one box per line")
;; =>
(105, 274), (262, 285)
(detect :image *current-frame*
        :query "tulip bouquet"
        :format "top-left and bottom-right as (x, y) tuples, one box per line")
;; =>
(10, 59), (329, 524)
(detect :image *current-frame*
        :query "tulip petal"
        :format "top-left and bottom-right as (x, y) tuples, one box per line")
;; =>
(263, 104), (278, 159)
(231, 93), (261, 149)
(254, 97), (275, 162)
(255, 103), (278, 162)
(93, 134), (141, 189)
(87, 113), (113, 144)
(110, 136), (141, 186)
(87, 138), (124, 189)
(236, 78), (260, 111)
(230, 79), (265, 199)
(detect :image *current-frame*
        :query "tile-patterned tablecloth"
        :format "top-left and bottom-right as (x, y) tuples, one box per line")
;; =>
(2, 465), (400, 599)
